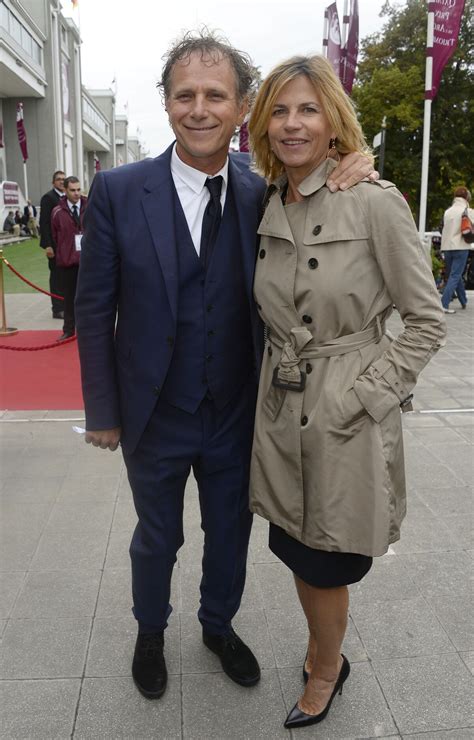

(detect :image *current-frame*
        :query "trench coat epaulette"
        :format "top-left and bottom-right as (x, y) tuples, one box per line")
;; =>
(364, 178), (396, 190)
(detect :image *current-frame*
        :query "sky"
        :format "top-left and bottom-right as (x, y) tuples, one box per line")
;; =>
(60, 0), (390, 157)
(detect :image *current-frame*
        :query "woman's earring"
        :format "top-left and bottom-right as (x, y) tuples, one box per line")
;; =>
(327, 138), (340, 162)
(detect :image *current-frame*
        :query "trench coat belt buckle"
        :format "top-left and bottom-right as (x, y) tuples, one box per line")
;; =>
(270, 326), (312, 393)
(272, 366), (306, 392)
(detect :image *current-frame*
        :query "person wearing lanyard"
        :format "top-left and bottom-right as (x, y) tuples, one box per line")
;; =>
(51, 176), (86, 340)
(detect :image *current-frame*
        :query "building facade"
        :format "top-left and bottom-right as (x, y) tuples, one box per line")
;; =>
(0, 0), (145, 218)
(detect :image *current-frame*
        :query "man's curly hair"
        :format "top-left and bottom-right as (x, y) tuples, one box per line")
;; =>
(157, 27), (258, 102)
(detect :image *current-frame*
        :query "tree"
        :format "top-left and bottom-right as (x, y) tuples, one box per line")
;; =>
(352, 0), (474, 228)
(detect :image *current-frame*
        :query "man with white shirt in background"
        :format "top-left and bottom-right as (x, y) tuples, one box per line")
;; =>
(440, 186), (474, 313)
(39, 170), (66, 319)
(23, 200), (38, 237)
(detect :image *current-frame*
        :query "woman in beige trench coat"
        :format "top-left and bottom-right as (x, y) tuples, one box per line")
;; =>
(248, 55), (446, 730)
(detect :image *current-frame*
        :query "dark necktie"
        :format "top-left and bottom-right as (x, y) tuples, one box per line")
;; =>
(200, 176), (223, 270)
(72, 205), (81, 227)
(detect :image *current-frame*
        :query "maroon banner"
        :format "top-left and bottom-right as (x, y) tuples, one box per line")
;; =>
(342, 0), (359, 94)
(239, 121), (249, 153)
(16, 103), (28, 162)
(3, 182), (19, 207)
(428, 0), (465, 99)
(325, 3), (342, 78)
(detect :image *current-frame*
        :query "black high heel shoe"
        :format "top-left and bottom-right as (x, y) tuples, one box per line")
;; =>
(284, 654), (350, 729)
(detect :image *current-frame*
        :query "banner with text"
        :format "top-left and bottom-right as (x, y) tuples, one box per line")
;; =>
(325, 3), (342, 77)
(16, 103), (28, 162)
(428, 0), (465, 99)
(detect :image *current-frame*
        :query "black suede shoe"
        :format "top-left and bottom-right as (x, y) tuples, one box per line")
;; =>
(57, 332), (74, 342)
(132, 632), (167, 699)
(203, 627), (260, 686)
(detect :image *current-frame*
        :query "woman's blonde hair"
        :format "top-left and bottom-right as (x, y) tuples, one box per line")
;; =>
(249, 54), (371, 181)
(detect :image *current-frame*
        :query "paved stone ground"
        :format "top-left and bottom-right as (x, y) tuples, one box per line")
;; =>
(1, 293), (473, 739)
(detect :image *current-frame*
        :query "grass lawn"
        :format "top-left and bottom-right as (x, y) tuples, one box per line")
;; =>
(1, 239), (50, 293)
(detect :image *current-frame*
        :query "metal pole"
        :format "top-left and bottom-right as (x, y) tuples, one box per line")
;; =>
(341, 0), (350, 84)
(323, 7), (329, 56)
(0, 251), (18, 336)
(379, 116), (387, 179)
(23, 161), (28, 201)
(419, 7), (435, 237)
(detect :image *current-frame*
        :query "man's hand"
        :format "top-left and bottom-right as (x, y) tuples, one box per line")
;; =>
(45, 247), (55, 258)
(327, 152), (379, 192)
(85, 428), (121, 451)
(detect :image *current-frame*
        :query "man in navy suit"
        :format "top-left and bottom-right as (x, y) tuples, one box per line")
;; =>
(75, 30), (374, 700)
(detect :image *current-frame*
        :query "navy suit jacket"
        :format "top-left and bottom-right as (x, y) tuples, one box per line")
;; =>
(75, 144), (267, 453)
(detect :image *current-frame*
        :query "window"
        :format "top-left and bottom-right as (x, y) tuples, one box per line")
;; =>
(21, 25), (32, 56)
(83, 97), (109, 137)
(32, 40), (41, 64)
(10, 13), (21, 44)
(1, 3), (42, 65)
(0, 2), (9, 31)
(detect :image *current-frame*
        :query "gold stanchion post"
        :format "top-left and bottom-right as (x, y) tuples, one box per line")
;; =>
(0, 250), (19, 336)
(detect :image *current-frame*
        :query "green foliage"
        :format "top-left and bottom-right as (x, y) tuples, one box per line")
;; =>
(430, 247), (444, 283)
(352, 0), (474, 228)
(1, 239), (49, 293)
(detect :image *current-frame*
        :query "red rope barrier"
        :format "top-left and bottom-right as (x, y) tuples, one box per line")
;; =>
(0, 335), (76, 351)
(1, 256), (64, 300)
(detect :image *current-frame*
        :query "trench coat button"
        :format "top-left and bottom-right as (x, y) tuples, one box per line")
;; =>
(308, 258), (319, 269)
(301, 415), (308, 426)
(207, 329), (214, 337)
(312, 225), (322, 235)
(205, 354), (213, 361)
(302, 314), (312, 324)
(259, 249), (266, 259)
(268, 345), (273, 356)
(166, 336), (174, 347)
(153, 386), (160, 396)
(306, 363), (312, 374)
(206, 304), (213, 312)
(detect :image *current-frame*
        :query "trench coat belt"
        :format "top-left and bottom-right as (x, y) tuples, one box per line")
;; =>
(268, 316), (386, 392)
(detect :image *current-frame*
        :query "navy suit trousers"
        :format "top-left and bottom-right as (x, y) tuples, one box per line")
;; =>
(123, 380), (257, 635)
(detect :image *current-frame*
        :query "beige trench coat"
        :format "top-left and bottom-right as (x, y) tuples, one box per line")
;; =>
(249, 159), (446, 557)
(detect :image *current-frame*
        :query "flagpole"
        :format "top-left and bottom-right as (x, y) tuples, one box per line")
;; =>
(341, 0), (350, 83)
(418, 6), (435, 238)
(23, 161), (28, 200)
(323, 6), (329, 56)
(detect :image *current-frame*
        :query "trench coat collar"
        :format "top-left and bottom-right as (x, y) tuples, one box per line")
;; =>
(297, 157), (337, 196)
(257, 158), (337, 242)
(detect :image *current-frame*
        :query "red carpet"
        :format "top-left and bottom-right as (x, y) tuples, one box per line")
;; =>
(0, 331), (84, 410)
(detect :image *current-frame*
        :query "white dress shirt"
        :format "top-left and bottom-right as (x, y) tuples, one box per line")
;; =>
(68, 199), (81, 215)
(171, 144), (228, 255)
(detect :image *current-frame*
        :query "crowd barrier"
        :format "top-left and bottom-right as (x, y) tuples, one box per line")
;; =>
(0, 249), (76, 350)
